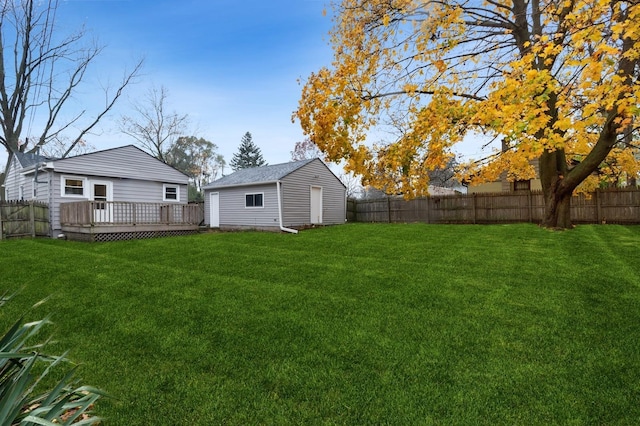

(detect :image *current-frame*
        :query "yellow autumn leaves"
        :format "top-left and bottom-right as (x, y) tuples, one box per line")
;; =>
(295, 0), (640, 196)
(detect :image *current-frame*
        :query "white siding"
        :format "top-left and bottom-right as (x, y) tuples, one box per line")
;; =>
(280, 160), (346, 226)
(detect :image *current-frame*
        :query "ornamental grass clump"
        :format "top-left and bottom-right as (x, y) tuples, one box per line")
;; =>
(0, 292), (105, 425)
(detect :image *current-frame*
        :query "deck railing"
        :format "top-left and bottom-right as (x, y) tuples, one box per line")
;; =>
(60, 201), (204, 226)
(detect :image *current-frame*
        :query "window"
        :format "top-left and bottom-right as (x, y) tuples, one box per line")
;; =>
(514, 180), (531, 191)
(163, 184), (180, 201)
(61, 176), (86, 197)
(245, 193), (263, 208)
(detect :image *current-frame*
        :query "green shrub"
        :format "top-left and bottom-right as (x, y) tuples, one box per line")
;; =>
(0, 292), (104, 425)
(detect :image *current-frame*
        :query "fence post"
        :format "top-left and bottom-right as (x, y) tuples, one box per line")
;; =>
(528, 192), (533, 223)
(595, 189), (602, 224)
(387, 197), (391, 223)
(0, 203), (3, 240)
(425, 197), (431, 224)
(30, 201), (36, 237)
(472, 193), (477, 224)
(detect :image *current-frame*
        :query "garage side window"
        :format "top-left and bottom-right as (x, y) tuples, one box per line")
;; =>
(245, 193), (263, 208)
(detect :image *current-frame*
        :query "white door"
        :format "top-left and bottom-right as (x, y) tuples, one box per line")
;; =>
(310, 186), (323, 224)
(91, 181), (113, 223)
(209, 192), (220, 227)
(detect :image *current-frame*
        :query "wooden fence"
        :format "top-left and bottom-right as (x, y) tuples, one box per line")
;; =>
(348, 187), (640, 225)
(0, 201), (50, 239)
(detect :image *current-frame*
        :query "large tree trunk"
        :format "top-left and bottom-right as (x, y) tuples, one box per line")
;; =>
(542, 189), (572, 229)
(539, 148), (574, 229)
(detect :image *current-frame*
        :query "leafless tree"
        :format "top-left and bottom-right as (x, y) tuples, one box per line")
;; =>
(0, 0), (143, 190)
(290, 138), (323, 161)
(119, 86), (189, 162)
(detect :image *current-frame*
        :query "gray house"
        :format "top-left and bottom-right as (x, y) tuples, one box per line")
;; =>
(3, 145), (193, 239)
(203, 158), (346, 232)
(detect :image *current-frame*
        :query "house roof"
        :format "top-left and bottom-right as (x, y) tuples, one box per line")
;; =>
(13, 145), (189, 184)
(203, 158), (316, 189)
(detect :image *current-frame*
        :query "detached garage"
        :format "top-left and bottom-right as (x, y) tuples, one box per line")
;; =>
(202, 158), (346, 232)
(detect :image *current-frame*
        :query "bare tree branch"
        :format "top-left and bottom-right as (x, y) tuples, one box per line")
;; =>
(119, 85), (189, 162)
(0, 0), (142, 161)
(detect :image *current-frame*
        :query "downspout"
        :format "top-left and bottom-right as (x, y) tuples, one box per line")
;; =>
(276, 180), (298, 234)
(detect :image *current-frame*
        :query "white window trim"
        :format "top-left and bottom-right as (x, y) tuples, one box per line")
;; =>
(60, 175), (88, 198)
(245, 192), (265, 209)
(163, 184), (180, 202)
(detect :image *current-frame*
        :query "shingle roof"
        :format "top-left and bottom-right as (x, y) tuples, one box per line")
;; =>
(14, 152), (57, 168)
(203, 158), (316, 189)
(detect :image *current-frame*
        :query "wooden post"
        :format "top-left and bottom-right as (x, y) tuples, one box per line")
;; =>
(528, 192), (533, 223)
(88, 202), (94, 226)
(0, 203), (4, 240)
(425, 197), (431, 224)
(472, 193), (477, 225)
(595, 189), (602, 224)
(387, 197), (391, 223)
(30, 201), (36, 237)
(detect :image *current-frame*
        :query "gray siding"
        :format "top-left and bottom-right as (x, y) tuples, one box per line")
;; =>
(4, 157), (23, 200)
(3, 157), (49, 202)
(50, 173), (187, 234)
(4, 146), (189, 237)
(50, 145), (188, 184)
(280, 159), (346, 226)
(209, 183), (280, 228)
(203, 159), (346, 229)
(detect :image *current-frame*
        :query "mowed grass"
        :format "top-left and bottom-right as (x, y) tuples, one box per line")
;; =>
(1, 224), (639, 425)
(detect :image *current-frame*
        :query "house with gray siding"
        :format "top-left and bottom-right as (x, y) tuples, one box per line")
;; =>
(3, 145), (190, 238)
(203, 159), (346, 232)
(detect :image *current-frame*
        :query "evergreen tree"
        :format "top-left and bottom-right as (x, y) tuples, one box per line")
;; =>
(230, 132), (267, 171)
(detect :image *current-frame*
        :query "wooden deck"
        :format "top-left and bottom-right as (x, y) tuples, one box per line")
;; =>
(60, 201), (204, 241)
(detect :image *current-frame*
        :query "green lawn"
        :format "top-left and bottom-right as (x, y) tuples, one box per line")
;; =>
(1, 224), (639, 425)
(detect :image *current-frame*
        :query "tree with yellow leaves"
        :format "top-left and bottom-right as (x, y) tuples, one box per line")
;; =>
(295, 0), (639, 228)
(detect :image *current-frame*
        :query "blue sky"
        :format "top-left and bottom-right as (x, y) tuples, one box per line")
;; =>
(1, 0), (489, 172)
(29, 0), (334, 167)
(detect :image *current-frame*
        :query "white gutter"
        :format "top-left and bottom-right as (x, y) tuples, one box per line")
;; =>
(276, 180), (298, 234)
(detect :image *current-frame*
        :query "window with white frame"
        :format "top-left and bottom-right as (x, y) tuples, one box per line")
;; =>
(245, 193), (264, 208)
(163, 184), (180, 201)
(61, 176), (86, 197)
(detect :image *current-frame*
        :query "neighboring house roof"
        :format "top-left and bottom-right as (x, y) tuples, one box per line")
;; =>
(427, 185), (461, 196)
(204, 158), (317, 189)
(14, 151), (56, 169)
